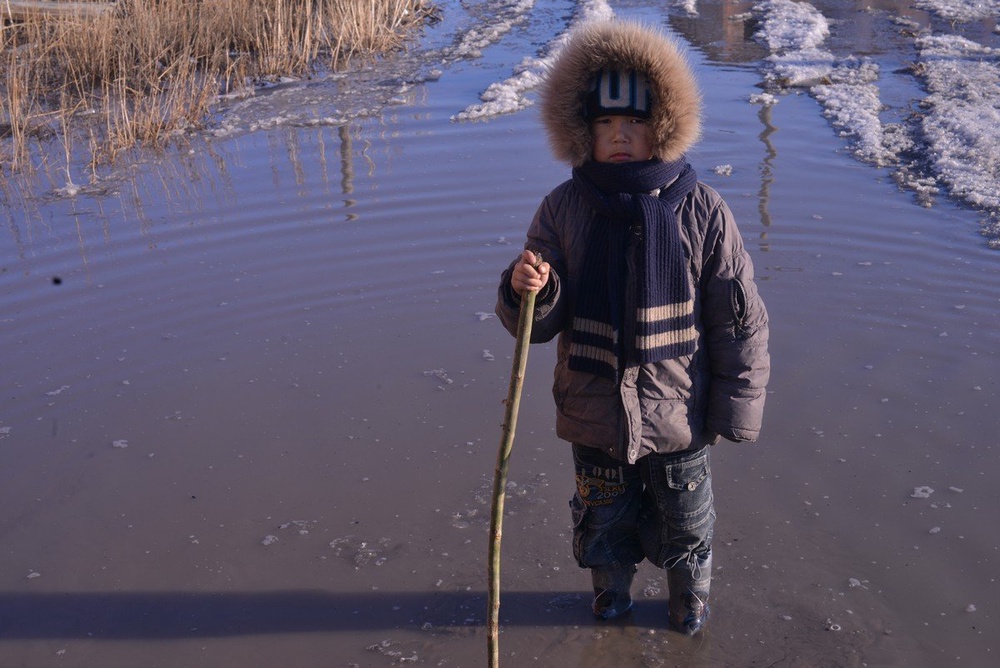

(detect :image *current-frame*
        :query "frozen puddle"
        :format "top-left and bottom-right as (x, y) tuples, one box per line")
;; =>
(446, 0), (1000, 244)
(752, 0), (1000, 244)
(452, 0), (615, 121)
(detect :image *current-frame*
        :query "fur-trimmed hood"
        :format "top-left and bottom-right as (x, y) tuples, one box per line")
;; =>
(540, 20), (702, 167)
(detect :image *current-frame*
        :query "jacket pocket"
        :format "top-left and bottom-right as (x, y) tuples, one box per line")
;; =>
(729, 278), (751, 339)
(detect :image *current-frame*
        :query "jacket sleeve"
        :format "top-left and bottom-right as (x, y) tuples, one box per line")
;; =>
(495, 193), (569, 343)
(699, 198), (770, 442)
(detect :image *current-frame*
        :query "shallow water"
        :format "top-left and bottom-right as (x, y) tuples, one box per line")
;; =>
(2, 0), (999, 666)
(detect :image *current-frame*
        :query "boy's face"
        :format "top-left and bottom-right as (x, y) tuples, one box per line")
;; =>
(590, 115), (654, 163)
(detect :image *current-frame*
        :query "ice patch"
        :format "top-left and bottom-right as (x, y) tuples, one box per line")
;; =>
(749, 92), (779, 106)
(450, 0), (537, 60)
(278, 519), (315, 535)
(453, 65), (544, 120)
(812, 59), (894, 166)
(424, 368), (454, 387)
(367, 639), (419, 663)
(329, 535), (393, 568)
(753, 0), (1000, 240)
(915, 0), (1000, 23)
(453, 0), (616, 121)
(673, 0), (698, 17)
(911, 485), (935, 498)
(916, 34), (1000, 211)
(754, 0), (898, 166)
(754, 0), (830, 53)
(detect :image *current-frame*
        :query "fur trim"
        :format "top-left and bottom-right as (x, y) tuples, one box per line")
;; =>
(540, 20), (702, 166)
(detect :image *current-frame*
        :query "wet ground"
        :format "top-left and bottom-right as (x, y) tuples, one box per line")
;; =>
(2, 0), (998, 666)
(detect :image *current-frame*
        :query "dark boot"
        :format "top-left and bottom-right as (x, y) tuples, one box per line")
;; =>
(667, 550), (711, 635)
(591, 565), (636, 620)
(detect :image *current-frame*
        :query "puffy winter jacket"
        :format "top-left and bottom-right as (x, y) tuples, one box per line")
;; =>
(496, 177), (769, 463)
(495, 19), (769, 463)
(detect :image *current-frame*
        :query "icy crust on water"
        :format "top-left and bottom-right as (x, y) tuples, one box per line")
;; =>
(210, 0), (550, 136)
(754, 0), (830, 53)
(917, 35), (1000, 211)
(916, 0), (1000, 23)
(449, 0), (1000, 246)
(754, 0), (894, 165)
(452, 0), (615, 121)
(204, 0), (1000, 246)
(753, 0), (1000, 247)
(448, 0), (537, 60)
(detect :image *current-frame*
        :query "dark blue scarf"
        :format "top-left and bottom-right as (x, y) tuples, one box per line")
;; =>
(569, 158), (698, 380)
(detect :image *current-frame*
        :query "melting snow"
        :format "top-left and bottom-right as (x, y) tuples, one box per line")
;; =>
(916, 0), (1000, 23)
(917, 34), (1000, 211)
(754, 0), (1000, 242)
(453, 0), (615, 121)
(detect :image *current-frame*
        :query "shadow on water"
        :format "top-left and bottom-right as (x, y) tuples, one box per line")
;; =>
(0, 587), (927, 667)
(0, 589), (602, 639)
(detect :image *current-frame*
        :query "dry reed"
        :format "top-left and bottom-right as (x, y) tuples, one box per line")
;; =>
(1, 0), (433, 172)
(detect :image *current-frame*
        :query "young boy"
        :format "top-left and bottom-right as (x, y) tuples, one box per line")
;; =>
(495, 20), (770, 635)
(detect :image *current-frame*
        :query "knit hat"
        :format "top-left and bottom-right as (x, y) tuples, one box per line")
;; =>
(583, 69), (653, 119)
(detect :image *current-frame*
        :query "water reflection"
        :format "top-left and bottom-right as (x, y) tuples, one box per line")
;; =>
(339, 125), (359, 220)
(755, 101), (777, 249)
(669, 0), (999, 66)
(668, 0), (765, 65)
(1, 114), (392, 269)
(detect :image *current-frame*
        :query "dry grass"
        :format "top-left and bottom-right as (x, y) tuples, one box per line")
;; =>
(1, 0), (433, 171)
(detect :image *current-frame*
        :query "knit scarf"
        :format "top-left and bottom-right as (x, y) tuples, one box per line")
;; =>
(569, 158), (698, 380)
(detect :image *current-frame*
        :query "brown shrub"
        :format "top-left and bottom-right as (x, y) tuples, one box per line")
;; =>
(1, 0), (432, 170)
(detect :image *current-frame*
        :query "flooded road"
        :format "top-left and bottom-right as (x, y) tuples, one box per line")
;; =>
(2, 0), (998, 666)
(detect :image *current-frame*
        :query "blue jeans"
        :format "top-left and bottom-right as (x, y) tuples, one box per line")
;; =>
(571, 444), (715, 571)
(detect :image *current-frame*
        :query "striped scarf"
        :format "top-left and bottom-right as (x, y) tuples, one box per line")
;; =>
(569, 158), (698, 380)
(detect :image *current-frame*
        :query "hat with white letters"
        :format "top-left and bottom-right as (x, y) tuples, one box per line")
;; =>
(583, 69), (652, 119)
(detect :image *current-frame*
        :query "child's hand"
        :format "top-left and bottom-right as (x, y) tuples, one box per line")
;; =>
(511, 250), (550, 295)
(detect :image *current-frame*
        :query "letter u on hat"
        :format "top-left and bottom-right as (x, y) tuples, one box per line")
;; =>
(585, 69), (652, 119)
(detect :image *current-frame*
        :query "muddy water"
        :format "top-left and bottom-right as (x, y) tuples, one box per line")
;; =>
(3, 4), (1000, 668)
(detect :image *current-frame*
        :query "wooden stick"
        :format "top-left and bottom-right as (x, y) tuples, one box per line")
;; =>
(488, 255), (541, 667)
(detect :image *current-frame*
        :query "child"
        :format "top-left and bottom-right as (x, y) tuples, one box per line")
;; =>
(495, 20), (770, 635)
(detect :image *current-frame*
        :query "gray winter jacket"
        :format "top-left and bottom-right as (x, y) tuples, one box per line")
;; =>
(496, 178), (769, 463)
(495, 20), (769, 463)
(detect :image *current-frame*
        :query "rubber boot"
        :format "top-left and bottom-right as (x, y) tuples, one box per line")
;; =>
(667, 550), (711, 635)
(591, 565), (637, 620)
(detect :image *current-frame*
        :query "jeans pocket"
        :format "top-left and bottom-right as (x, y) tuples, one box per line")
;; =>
(659, 457), (714, 532)
(570, 489), (643, 569)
